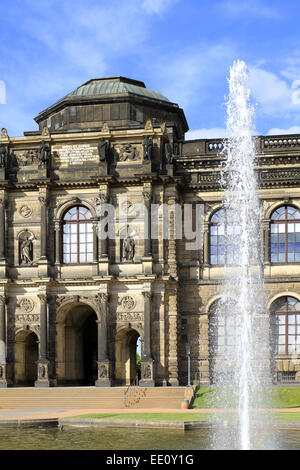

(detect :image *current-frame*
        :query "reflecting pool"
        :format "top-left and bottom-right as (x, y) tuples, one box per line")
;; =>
(0, 427), (299, 450)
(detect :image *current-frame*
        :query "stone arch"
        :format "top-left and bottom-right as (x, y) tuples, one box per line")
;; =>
(265, 200), (300, 220)
(14, 329), (38, 386)
(267, 291), (300, 311)
(204, 203), (224, 224)
(205, 294), (237, 315)
(115, 326), (141, 385)
(55, 198), (97, 221)
(55, 299), (99, 385)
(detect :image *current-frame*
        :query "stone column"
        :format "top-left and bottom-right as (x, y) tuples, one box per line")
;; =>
(38, 192), (49, 278)
(54, 220), (61, 264)
(167, 288), (179, 386)
(143, 187), (152, 257)
(39, 196), (48, 260)
(35, 294), (50, 387)
(0, 198), (6, 260)
(96, 187), (110, 275)
(140, 291), (155, 387)
(0, 295), (7, 387)
(263, 220), (270, 264)
(203, 223), (210, 266)
(95, 293), (112, 386)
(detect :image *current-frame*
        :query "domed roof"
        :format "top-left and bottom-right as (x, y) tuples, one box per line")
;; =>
(67, 77), (170, 103)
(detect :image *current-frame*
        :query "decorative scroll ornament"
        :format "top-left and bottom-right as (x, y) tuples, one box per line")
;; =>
(19, 298), (34, 313)
(121, 296), (136, 311)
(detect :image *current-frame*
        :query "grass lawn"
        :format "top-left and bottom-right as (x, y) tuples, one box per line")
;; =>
(191, 386), (300, 409)
(70, 411), (300, 422)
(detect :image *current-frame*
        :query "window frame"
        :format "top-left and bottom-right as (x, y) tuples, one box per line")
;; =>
(209, 208), (240, 266)
(270, 205), (300, 264)
(62, 205), (94, 264)
(271, 296), (300, 356)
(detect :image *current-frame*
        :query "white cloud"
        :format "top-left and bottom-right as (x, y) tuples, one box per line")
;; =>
(248, 67), (300, 116)
(267, 126), (300, 136)
(141, 0), (178, 15)
(186, 128), (227, 140)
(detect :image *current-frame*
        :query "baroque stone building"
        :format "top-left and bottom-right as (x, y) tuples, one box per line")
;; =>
(0, 76), (299, 387)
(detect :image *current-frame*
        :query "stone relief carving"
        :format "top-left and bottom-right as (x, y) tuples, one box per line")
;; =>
(118, 144), (138, 161)
(19, 205), (33, 218)
(16, 313), (39, 323)
(120, 296), (136, 311)
(99, 364), (108, 378)
(142, 363), (152, 379)
(116, 312), (143, 321)
(19, 298), (35, 313)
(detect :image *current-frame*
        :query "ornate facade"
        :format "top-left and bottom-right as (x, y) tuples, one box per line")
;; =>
(0, 76), (300, 387)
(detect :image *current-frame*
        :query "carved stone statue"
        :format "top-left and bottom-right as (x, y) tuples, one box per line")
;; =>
(142, 136), (153, 162)
(98, 138), (109, 162)
(38, 140), (50, 168)
(122, 234), (135, 261)
(1, 128), (8, 138)
(0, 144), (7, 168)
(165, 140), (173, 164)
(20, 235), (33, 265)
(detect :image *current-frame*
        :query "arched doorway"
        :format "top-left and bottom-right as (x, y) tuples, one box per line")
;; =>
(14, 330), (38, 386)
(56, 302), (98, 385)
(115, 328), (141, 386)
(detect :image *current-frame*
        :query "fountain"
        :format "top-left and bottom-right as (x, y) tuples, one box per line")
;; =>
(211, 60), (271, 449)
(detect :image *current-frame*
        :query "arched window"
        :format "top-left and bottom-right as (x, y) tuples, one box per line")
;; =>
(210, 209), (240, 265)
(62, 206), (93, 263)
(271, 296), (300, 355)
(270, 205), (300, 263)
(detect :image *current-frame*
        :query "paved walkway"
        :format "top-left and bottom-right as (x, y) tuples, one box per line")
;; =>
(0, 407), (299, 421)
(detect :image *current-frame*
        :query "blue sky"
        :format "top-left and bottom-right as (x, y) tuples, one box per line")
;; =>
(1, 0), (300, 138)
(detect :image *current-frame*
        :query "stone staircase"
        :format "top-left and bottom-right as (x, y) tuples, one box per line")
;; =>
(0, 387), (126, 410)
(0, 386), (191, 410)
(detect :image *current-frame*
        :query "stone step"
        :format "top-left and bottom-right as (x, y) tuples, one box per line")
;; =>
(0, 386), (189, 410)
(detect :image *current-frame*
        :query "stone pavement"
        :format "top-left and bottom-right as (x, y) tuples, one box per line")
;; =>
(0, 407), (299, 421)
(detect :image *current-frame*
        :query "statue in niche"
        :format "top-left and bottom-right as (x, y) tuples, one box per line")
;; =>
(122, 229), (135, 262)
(38, 140), (50, 168)
(19, 233), (34, 265)
(0, 144), (7, 168)
(98, 138), (109, 162)
(164, 140), (173, 164)
(142, 136), (153, 162)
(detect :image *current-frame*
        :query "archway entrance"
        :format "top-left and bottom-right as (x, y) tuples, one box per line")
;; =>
(115, 328), (141, 386)
(14, 330), (38, 386)
(56, 303), (98, 385)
